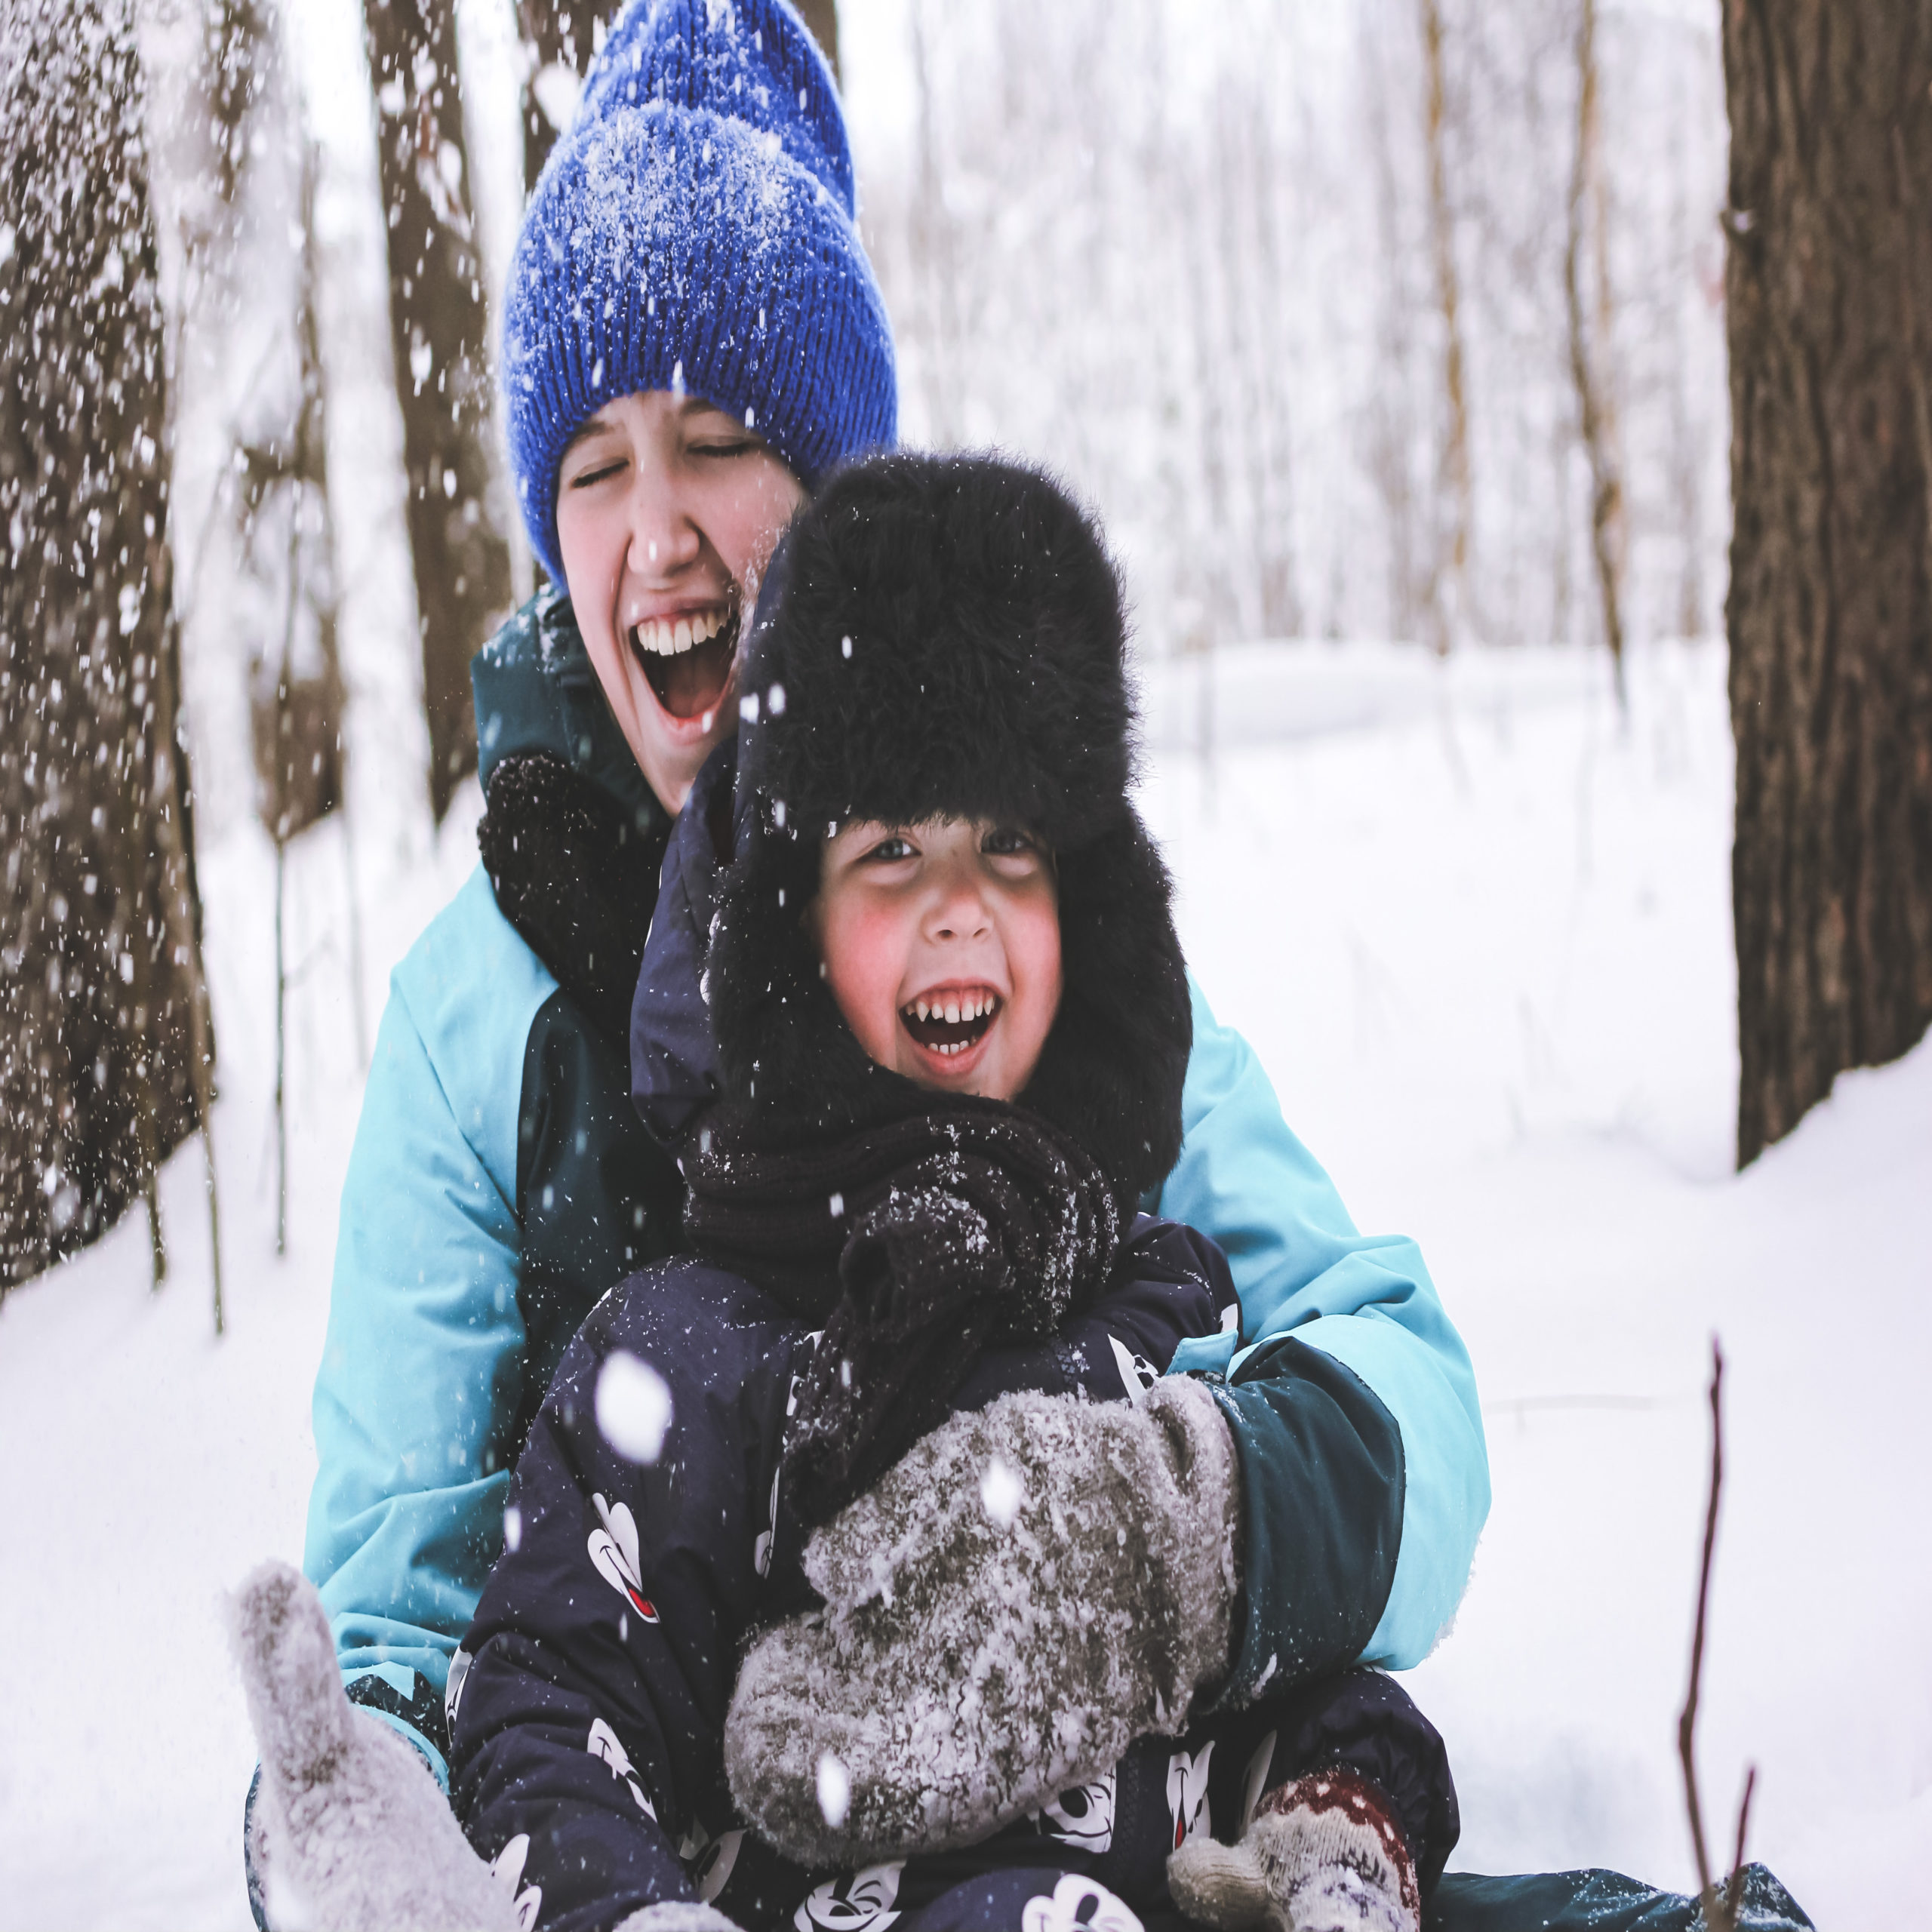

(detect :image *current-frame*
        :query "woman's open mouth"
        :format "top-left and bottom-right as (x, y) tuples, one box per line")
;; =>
(900, 989), (1002, 1060)
(628, 605), (740, 721)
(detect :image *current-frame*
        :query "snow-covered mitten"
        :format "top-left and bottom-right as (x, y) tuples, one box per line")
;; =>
(232, 1559), (519, 1932)
(724, 1378), (1239, 1866)
(1166, 1770), (1420, 1932)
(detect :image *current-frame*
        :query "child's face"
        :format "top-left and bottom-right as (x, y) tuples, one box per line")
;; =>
(556, 391), (805, 814)
(813, 817), (1063, 1102)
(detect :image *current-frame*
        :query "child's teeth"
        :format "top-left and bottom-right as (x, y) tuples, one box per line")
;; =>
(944, 999), (960, 1024)
(917, 1001), (930, 1021)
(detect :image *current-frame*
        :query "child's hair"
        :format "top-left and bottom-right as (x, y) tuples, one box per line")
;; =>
(501, 0), (897, 583)
(708, 453), (1193, 1212)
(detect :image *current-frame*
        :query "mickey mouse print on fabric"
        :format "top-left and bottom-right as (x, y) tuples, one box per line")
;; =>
(587, 1491), (660, 1623)
(489, 1832), (543, 1932)
(1165, 1742), (1215, 1852)
(794, 1860), (906, 1932)
(1033, 1770), (1118, 1854)
(1019, 1873), (1143, 1932)
(678, 1818), (745, 1904)
(587, 1716), (657, 1817)
(1107, 1336), (1161, 1397)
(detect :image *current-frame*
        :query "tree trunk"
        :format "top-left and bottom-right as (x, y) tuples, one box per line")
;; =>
(1724, 1), (1932, 1166)
(1419, 0), (1472, 654)
(516, 0), (605, 194)
(0, 0), (214, 1291)
(1565, 0), (1627, 704)
(362, 0), (512, 823)
(792, 0), (840, 83)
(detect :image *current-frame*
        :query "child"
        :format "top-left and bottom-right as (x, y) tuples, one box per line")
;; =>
(442, 455), (1458, 1932)
(303, 0), (1486, 1823)
(232, 460), (1818, 1932)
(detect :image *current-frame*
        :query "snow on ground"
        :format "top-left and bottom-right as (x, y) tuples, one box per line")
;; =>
(1, 640), (1925, 1928)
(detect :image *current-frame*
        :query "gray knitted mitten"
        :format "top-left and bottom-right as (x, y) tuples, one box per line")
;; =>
(1167, 1770), (1421, 1932)
(615, 1905), (746, 1932)
(232, 1559), (520, 1932)
(724, 1377), (1240, 1867)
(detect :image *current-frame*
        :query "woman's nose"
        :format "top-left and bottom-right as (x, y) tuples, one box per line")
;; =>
(625, 469), (701, 577)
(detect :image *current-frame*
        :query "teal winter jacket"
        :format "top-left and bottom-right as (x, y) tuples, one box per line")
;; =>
(303, 593), (1490, 1782)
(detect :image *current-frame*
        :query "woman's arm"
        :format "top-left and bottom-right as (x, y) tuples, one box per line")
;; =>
(1155, 977), (1490, 1672)
(303, 866), (557, 1778)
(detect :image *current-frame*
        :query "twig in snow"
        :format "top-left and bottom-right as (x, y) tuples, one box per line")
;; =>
(1676, 1337), (1755, 1932)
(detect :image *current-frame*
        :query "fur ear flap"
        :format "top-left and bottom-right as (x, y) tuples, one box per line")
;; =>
(706, 808), (907, 1137)
(1022, 812), (1192, 1208)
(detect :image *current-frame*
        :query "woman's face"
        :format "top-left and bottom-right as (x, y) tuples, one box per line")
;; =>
(555, 390), (805, 814)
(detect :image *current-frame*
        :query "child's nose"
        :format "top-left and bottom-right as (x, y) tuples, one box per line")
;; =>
(928, 870), (992, 941)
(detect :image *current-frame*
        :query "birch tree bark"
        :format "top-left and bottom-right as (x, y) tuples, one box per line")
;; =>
(1724, 0), (1932, 1164)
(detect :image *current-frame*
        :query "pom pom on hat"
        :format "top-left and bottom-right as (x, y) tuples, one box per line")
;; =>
(504, 0), (897, 584)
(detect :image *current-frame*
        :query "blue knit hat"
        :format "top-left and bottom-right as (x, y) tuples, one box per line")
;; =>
(503, 0), (898, 584)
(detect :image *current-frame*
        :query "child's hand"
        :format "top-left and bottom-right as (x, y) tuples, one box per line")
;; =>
(722, 1379), (1239, 1867)
(232, 1560), (521, 1932)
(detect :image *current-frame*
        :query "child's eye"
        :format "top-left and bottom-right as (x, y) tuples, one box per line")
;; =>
(866, 835), (916, 863)
(982, 826), (1037, 857)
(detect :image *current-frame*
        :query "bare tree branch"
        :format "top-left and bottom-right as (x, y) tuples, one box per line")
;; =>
(1678, 1339), (1756, 1932)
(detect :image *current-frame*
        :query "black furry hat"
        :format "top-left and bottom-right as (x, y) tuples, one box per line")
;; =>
(708, 452), (1192, 1208)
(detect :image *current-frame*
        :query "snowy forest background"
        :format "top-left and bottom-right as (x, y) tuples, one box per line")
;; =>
(1, 0), (1927, 1927)
(151, 0), (1734, 861)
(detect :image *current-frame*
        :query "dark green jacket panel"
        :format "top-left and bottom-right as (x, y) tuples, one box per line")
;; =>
(1211, 1334), (1405, 1706)
(513, 986), (686, 1457)
(472, 587), (661, 835)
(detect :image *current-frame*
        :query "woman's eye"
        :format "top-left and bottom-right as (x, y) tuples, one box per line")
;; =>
(689, 435), (758, 460)
(567, 459), (626, 490)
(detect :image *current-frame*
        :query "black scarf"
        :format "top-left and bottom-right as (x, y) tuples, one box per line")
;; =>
(683, 1091), (1122, 1526)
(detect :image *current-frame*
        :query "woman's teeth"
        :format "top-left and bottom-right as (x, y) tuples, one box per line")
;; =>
(631, 608), (729, 656)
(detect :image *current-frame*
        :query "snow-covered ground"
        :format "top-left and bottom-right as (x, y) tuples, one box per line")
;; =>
(1, 640), (1924, 1928)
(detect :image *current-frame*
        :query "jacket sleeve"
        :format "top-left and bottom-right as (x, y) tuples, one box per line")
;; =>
(944, 1216), (1236, 1414)
(450, 1266), (806, 1932)
(1156, 977), (1491, 1679)
(303, 866), (557, 1781)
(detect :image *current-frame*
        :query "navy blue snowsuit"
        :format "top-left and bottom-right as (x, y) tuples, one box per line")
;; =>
(446, 1217), (1458, 1932)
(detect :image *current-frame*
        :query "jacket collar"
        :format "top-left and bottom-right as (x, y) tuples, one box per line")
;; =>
(470, 587), (665, 838)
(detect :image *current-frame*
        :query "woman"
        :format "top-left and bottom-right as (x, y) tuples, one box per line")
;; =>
(300, 0), (1485, 1803)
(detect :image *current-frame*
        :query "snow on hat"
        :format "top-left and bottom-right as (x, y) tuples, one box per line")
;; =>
(503, 0), (897, 584)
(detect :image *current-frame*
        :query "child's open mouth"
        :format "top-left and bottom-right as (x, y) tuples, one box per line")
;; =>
(629, 605), (740, 721)
(900, 989), (1001, 1059)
